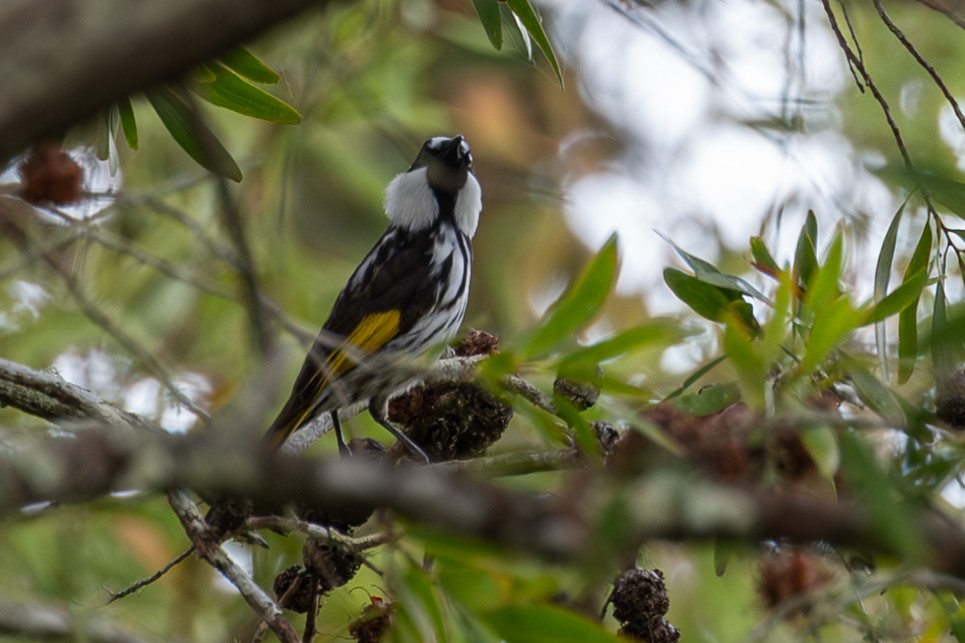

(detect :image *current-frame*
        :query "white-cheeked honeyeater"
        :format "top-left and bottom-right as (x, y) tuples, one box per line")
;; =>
(263, 135), (482, 462)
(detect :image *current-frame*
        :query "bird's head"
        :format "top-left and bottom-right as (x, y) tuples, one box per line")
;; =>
(385, 135), (482, 237)
(409, 135), (473, 193)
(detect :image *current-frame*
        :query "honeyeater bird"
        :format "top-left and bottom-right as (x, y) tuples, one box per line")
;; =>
(263, 135), (481, 462)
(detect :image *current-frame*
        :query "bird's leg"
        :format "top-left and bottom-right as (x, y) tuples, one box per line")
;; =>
(330, 411), (352, 457)
(368, 397), (430, 464)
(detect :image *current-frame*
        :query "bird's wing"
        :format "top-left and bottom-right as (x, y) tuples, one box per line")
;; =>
(264, 227), (437, 449)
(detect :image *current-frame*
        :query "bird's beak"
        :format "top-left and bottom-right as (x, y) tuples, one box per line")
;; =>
(441, 135), (471, 169)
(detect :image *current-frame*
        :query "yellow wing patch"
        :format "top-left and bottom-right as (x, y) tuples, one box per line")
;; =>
(308, 309), (402, 391)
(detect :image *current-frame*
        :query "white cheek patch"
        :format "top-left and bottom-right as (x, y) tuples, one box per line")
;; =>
(384, 168), (438, 230)
(454, 173), (482, 238)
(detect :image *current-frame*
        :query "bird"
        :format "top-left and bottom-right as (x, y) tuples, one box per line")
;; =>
(263, 135), (481, 462)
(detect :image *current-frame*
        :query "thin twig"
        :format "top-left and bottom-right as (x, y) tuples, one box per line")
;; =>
(105, 546), (195, 604)
(822, 0), (912, 167)
(874, 0), (965, 132)
(166, 490), (300, 643)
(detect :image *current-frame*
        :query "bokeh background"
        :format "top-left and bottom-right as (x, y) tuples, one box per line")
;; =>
(1, 0), (964, 640)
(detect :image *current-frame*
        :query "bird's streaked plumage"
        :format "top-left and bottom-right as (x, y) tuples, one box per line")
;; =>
(264, 135), (481, 461)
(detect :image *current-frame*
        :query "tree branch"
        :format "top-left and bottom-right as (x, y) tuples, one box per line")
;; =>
(0, 599), (152, 643)
(0, 0), (324, 163)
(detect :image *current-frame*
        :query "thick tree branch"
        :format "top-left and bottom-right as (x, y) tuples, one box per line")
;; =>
(0, 599), (152, 643)
(4, 426), (965, 581)
(0, 0), (323, 163)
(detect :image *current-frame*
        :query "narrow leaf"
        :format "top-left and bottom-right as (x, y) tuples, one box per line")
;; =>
(793, 212), (818, 292)
(800, 426), (840, 480)
(674, 382), (741, 416)
(504, 0), (563, 87)
(663, 355), (728, 401)
(863, 270), (928, 325)
(897, 299), (919, 383)
(847, 363), (906, 425)
(472, 0), (503, 50)
(192, 63), (302, 124)
(116, 97), (139, 150)
(804, 229), (843, 317)
(750, 236), (780, 273)
(485, 604), (620, 643)
(524, 235), (619, 358)
(218, 47), (280, 83)
(558, 320), (686, 371)
(932, 282), (954, 376)
(799, 296), (863, 374)
(146, 86), (243, 181)
(664, 268), (732, 322)
(874, 201), (904, 378)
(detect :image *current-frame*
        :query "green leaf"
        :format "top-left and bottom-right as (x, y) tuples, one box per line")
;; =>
(503, 0), (563, 87)
(874, 202), (904, 377)
(145, 86), (243, 181)
(800, 425), (840, 480)
(116, 97), (138, 150)
(839, 432), (921, 558)
(714, 538), (738, 577)
(523, 235), (618, 359)
(663, 355), (728, 401)
(724, 315), (766, 408)
(192, 63), (302, 124)
(394, 563), (449, 642)
(217, 47), (280, 83)
(799, 296), (863, 374)
(863, 270), (928, 325)
(896, 221), (932, 382)
(657, 230), (768, 302)
(663, 267), (732, 322)
(793, 212), (819, 292)
(897, 300), (919, 384)
(931, 282), (961, 377)
(750, 236), (780, 273)
(674, 382), (741, 416)
(803, 229), (843, 318)
(847, 362), (906, 425)
(557, 320), (687, 372)
(472, 0), (503, 50)
(485, 604), (621, 643)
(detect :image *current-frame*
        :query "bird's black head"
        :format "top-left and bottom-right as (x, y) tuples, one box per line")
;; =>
(409, 135), (473, 193)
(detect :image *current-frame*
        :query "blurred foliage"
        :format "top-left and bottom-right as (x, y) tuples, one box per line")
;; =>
(4, 0), (965, 641)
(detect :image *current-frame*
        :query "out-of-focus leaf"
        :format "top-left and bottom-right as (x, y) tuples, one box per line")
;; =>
(664, 268), (731, 321)
(803, 229), (843, 317)
(116, 97), (138, 150)
(750, 236), (780, 274)
(658, 230), (769, 302)
(874, 201), (904, 377)
(523, 234), (618, 359)
(799, 295), (864, 374)
(472, 0), (503, 50)
(217, 47), (280, 83)
(897, 302), (919, 384)
(558, 320), (687, 372)
(484, 604), (620, 643)
(504, 0), (563, 87)
(723, 316), (766, 408)
(663, 355), (728, 401)
(800, 425), (840, 480)
(863, 270), (928, 325)
(761, 270), (792, 365)
(793, 211), (819, 292)
(192, 63), (302, 124)
(882, 165), (965, 218)
(931, 282), (965, 377)
(839, 432), (920, 559)
(145, 86), (243, 181)
(393, 563), (449, 643)
(897, 221), (933, 382)
(674, 382), (740, 416)
(846, 362), (906, 425)
(714, 538), (738, 577)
